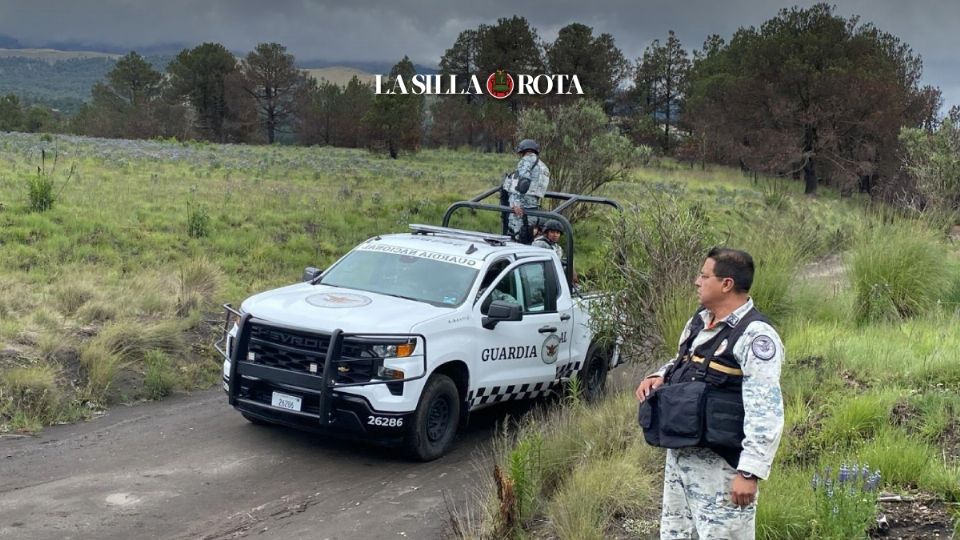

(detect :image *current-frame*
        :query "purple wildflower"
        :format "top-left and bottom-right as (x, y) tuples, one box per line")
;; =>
(839, 463), (852, 483)
(865, 471), (882, 491)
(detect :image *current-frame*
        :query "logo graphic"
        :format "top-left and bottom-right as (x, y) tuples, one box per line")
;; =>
(374, 70), (582, 97)
(306, 293), (373, 308)
(541, 334), (562, 364)
(486, 70), (515, 99)
(751, 335), (777, 361)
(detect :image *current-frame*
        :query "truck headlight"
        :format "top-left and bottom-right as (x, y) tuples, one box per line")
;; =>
(371, 342), (415, 358)
(376, 366), (406, 380)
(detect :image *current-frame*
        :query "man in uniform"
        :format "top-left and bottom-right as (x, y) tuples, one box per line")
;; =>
(532, 219), (564, 259)
(635, 247), (784, 540)
(502, 139), (550, 242)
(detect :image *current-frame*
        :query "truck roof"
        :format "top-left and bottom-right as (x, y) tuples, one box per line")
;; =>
(363, 226), (548, 264)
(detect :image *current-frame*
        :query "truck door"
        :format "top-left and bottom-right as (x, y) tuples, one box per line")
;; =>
(472, 257), (573, 404)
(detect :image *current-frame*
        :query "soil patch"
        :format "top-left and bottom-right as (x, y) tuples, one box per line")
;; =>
(871, 494), (956, 539)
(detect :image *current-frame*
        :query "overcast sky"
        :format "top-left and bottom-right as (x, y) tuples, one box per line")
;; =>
(1, 0), (958, 110)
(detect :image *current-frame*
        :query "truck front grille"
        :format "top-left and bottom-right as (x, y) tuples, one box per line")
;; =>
(246, 322), (379, 384)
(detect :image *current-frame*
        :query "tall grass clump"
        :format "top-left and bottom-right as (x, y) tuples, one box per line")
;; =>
(817, 391), (897, 448)
(176, 257), (223, 316)
(733, 215), (821, 321)
(80, 320), (186, 402)
(144, 350), (176, 399)
(473, 392), (662, 538)
(547, 453), (658, 540)
(0, 363), (61, 430)
(849, 221), (952, 324)
(52, 281), (98, 316)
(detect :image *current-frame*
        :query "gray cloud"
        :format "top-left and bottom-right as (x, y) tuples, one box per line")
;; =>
(1, 0), (957, 107)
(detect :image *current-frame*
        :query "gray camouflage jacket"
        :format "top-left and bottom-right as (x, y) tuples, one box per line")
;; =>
(508, 153), (550, 209)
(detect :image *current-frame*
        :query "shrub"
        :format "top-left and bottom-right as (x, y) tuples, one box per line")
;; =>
(187, 203), (210, 238)
(587, 191), (711, 358)
(516, 100), (648, 220)
(849, 221), (952, 324)
(27, 173), (55, 212)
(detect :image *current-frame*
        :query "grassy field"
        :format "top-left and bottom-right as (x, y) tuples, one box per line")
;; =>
(450, 165), (960, 538)
(0, 133), (520, 429)
(1, 133), (958, 538)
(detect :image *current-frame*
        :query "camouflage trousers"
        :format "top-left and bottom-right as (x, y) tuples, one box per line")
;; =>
(660, 447), (756, 540)
(507, 212), (530, 242)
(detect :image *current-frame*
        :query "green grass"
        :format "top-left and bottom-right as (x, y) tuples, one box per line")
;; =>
(3, 132), (958, 536)
(849, 219), (953, 324)
(0, 133), (527, 428)
(0, 362), (62, 431)
(453, 163), (960, 538)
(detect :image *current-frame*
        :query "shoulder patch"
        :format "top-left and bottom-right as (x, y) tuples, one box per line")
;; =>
(751, 335), (777, 361)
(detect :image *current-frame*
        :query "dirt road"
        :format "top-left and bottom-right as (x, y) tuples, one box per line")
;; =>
(0, 389), (501, 540)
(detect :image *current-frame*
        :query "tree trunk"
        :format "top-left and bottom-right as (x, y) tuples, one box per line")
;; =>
(267, 104), (276, 144)
(803, 125), (817, 195)
(389, 140), (398, 159)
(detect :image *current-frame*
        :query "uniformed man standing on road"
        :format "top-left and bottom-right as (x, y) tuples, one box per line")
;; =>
(502, 139), (550, 242)
(635, 247), (784, 540)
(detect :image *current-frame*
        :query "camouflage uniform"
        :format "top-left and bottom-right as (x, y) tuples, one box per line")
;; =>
(531, 235), (563, 259)
(650, 298), (785, 540)
(505, 153), (550, 239)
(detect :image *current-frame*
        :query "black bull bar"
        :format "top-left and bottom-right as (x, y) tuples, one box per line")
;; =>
(214, 304), (428, 425)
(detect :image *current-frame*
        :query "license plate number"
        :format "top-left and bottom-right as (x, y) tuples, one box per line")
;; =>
(271, 391), (302, 412)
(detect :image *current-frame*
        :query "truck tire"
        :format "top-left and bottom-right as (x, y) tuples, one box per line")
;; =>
(580, 344), (609, 403)
(404, 374), (460, 461)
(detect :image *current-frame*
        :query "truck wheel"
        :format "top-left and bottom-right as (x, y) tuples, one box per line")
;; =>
(241, 412), (272, 426)
(580, 345), (609, 403)
(404, 374), (460, 461)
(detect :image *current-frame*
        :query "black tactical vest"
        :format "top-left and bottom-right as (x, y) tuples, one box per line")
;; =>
(638, 306), (770, 468)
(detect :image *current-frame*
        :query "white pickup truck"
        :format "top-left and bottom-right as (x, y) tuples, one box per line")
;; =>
(216, 190), (623, 460)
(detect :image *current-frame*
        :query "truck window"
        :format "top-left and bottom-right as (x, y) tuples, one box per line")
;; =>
(518, 262), (551, 313)
(481, 261), (554, 315)
(319, 250), (478, 307)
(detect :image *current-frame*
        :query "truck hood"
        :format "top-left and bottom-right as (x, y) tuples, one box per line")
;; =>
(240, 283), (453, 334)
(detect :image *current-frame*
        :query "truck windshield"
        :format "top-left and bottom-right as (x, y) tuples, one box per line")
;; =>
(319, 250), (479, 307)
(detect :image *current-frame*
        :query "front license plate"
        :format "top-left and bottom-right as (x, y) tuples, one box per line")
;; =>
(271, 391), (302, 412)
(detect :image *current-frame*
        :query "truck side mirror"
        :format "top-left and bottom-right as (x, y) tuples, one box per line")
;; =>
(303, 267), (323, 282)
(482, 300), (523, 329)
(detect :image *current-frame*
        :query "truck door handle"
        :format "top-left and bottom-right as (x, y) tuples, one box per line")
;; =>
(539, 326), (558, 334)
(560, 314), (571, 321)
